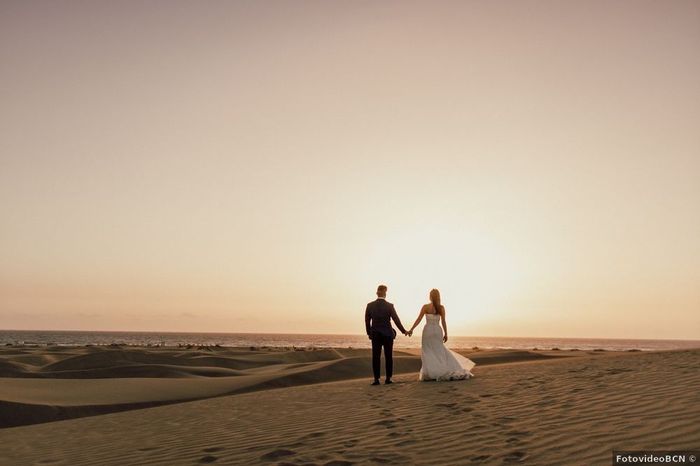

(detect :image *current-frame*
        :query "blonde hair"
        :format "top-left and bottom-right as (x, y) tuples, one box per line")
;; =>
(429, 289), (441, 314)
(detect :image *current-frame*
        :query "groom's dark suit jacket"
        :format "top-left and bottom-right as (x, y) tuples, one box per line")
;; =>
(365, 298), (407, 339)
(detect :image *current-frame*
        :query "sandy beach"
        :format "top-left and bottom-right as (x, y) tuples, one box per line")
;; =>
(0, 345), (698, 465)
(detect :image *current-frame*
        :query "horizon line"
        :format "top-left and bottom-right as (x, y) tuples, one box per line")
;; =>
(1, 328), (698, 343)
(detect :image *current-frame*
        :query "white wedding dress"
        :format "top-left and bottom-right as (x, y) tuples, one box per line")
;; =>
(419, 314), (475, 381)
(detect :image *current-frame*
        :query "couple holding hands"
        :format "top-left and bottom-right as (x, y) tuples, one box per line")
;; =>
(364, 284), (475, 385)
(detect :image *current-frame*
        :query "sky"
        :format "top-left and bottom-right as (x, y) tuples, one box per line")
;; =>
(1, 0), (699, 339)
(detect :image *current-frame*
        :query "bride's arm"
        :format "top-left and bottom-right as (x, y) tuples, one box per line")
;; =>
(408, 307), (425, 335)
(440, 306), (448, 342)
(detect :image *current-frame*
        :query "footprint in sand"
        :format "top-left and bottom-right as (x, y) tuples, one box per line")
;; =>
(259, 449), (296, 461)
(506, 430), (531, 438)
(202, 447), (224, 453)
(607, 368), (633, 375)
(137, 446), (159, 452)
(198, 455), (218, 463)
(368, 456), (392, 463)
(396, 439), (416, 447)
(374, 419), (396, 428)
(435, 402), (458, 409)
(503, 451), (526, 462)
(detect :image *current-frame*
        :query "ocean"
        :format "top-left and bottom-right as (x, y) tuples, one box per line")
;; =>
(0, 330), (698, 352)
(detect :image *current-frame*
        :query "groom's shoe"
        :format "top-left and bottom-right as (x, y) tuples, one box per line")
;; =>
(371, 380), (380, 386)
(385, 379), (393, 385)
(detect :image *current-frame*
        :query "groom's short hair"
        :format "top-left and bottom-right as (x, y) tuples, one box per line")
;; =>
(377, 285), (387, 294)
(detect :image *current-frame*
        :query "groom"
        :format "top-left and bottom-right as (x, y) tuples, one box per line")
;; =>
(365, 284), (408, 385)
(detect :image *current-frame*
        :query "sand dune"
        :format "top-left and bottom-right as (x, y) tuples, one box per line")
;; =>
(0, 348), (697, 465)
(0, 345), (564, 428)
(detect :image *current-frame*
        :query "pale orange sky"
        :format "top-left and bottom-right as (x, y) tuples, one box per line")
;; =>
(1, 1), (699, 339)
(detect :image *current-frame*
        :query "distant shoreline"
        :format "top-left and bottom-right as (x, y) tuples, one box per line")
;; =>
(4, 342), (700, 352)
(2, 328), (698, 341)
(1, 329), (698, 352)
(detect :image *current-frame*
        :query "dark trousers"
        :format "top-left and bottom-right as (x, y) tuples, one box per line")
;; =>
(371, 332), (394, 381)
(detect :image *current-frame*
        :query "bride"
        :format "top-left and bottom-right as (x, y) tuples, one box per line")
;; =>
(407, 289), (475, 381)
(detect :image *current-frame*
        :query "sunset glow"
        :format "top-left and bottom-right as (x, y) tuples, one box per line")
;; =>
(1, 1), (698, 339)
